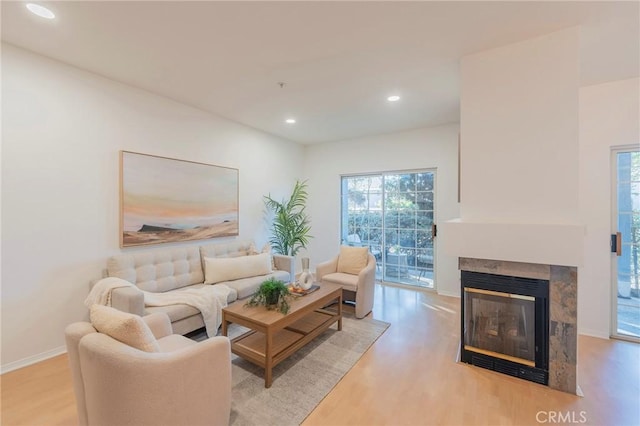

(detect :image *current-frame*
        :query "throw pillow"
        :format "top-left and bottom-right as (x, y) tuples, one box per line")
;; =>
(336, 245), (369, 275)
(204, 252), (273, 284)
(89, 305), (160, 353)
(261, 243), (277, 270)
(249, 242), (277, 270)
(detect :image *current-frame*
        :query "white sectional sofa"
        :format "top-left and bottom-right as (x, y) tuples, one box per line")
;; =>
(106, 240), (293, 335)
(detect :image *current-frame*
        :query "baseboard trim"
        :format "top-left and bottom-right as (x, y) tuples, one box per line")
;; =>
(436, 290), (460, 298)
(578, 329), (610, 340)
(1, 346), (67, 374)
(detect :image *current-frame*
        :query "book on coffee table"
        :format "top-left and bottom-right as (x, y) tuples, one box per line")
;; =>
(288, 284), (320, 296)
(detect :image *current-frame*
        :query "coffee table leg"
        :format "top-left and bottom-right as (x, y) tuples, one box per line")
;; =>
(265, 330), (273, 388)
(221, 313), (228, 336)
(337, 293), (343, 331)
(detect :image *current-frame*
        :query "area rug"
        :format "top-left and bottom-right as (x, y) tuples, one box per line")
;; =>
(193, 313), (389, 425)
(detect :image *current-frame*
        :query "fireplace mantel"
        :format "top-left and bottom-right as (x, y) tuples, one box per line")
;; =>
(441, 219), (585, 267)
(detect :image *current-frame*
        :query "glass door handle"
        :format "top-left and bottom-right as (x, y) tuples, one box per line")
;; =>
(611, 232), (622, 256)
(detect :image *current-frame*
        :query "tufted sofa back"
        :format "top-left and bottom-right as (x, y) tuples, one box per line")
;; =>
(106, 240), (260, 293)
(107, 246), (204, 293)
(199, 240), (254, 261)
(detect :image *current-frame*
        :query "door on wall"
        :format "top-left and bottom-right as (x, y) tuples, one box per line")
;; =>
(612, 148), (640, 341)
(340, 170), (436, 289)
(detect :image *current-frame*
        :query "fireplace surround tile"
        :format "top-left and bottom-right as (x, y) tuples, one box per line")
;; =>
(549, 321), (578, 393)
(550, 266), (578, 325)
(459, 257), (550, 280)
(548, 266), (578, 393)
(459, 257), (578, 394)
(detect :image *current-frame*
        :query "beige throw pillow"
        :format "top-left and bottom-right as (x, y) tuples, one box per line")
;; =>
(262, 243), (277, 270)
(204, 252), (272, 284)
(249, 242), (276, 270)
(89, 305), (160, 353)
(337, 246), (369, 275)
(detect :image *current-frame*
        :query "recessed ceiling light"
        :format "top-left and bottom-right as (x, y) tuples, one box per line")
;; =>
(285, 118), (296, 124)
(26, 3), (55, 19)
(387, 95), (401, 102)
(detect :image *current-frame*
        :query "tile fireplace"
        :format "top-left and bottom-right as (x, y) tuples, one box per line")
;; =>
(459, 258), (578, 394)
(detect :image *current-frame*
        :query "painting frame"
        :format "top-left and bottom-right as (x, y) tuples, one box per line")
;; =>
(119, 151), (239, 248)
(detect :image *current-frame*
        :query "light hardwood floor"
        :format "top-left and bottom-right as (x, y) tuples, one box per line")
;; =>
(2, 284), (639, 426)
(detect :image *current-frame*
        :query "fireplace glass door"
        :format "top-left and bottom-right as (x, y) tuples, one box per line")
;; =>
(464, 289), (536, 366)
(461, 271), (549, 385)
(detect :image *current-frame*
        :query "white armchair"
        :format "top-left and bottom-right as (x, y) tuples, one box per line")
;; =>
(316, 247), (376, 319)
(65, 309), (231, 426)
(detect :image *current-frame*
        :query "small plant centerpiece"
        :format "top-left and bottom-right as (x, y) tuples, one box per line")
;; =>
(245, 277), (291, 314)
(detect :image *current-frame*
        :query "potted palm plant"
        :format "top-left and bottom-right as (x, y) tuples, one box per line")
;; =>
(264, 180), (312, 256)
(245, 278), (291, 314)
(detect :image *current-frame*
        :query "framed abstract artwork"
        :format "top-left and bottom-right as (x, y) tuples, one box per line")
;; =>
(120, 151), (239, 247)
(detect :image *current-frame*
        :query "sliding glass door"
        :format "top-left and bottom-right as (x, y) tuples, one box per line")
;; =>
(612, 148), (640, 341)
(341, 170), (436, 289)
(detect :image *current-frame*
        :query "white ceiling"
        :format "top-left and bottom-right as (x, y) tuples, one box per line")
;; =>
(2, 1), (638, 144)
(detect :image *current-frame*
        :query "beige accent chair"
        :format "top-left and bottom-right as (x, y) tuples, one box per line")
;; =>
(316, 248), (376, 319)
(65, 312), (231, 426)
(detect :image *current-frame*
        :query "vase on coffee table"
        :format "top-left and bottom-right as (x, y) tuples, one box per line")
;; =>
(298, 257), (313, 290)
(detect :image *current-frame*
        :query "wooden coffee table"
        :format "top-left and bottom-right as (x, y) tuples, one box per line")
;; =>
(221, 282), (342, 388)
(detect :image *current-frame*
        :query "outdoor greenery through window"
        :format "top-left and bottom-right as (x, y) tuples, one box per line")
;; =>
(341, 171), (435, 288)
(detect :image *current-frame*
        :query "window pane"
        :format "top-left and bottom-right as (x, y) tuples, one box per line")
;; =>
(369, 190), (383, 210)
(402, 248), (416, 267)
(385, 229), (399, 246)
(416, 173), (434, 191)
(399, 230), (416, 248)
(384, 175), (400, 192)
(369, 211), (383, 227)
(417, 211), (434, 228)
(398, 174), (416, 192)
(417, 230), (433, 246)
(417, 191), (433, 210)
(399, 211), (416, 229)
(369, 227), (382, 243)
(385, 211), (399, 228)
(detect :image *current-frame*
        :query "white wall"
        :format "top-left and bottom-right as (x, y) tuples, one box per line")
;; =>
(1, 44), (304, 371)
(443, 28), (584, 268)
(579, 78), (640, 338)
(459, 27), (580, 224)
(304, 124), (460, 297)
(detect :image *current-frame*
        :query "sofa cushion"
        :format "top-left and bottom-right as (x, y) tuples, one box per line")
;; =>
(337, 246), (369, 275)
(203, 253), (272, 284)
(89, 305), (160, 353)
(145, 303), (200, 323)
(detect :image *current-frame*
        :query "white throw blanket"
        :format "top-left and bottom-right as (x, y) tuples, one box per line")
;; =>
(85, 277), (231, 337)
